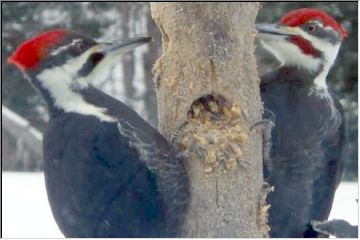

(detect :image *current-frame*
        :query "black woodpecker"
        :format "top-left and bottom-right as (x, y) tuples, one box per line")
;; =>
(8, 29), (189, 237)
(255, 8), (347, 237)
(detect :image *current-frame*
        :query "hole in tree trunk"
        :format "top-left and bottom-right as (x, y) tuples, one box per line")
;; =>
(180, 93), (248, 173)
(187, 93), (232, 123)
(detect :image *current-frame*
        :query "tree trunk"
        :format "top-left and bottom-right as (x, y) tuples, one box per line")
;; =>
(151, 2), (269, 237)
(143, 4), (162, 127)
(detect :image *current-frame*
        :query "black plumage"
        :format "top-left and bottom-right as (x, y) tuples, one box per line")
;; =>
(261, 66), (346, 237)
(43, 85), (189, 237)
(8, 30), (190, 238)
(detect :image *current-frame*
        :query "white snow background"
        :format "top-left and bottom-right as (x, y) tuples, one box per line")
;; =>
(2, 172), (359, 238)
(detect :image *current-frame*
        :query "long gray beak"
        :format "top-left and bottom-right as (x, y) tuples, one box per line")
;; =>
(99, 36), (152, 55)
(78, 36), (152, 78)
(255, 24), (298, 38)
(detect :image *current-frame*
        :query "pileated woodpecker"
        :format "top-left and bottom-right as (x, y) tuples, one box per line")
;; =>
(8, 30), (189, 237)
(256, 8), (347, 237)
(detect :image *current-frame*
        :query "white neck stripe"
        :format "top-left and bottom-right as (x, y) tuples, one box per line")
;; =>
(260, 27), (341, 89)
(36, 66), (116, 122)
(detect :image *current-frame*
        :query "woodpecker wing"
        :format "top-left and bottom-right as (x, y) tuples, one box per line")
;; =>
(259, 68), (347, 237)
(115, 119), (190, 233)
(90, 122), (188, 237)
(80, 86), (189, 237)
(310, 91), (346, 221)
(90, 122), (162, 237)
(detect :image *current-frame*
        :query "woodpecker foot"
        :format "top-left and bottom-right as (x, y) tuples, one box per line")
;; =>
(263, 108), (276, 123)
(170, 121), (189, 146)
(250, 119), (275, 178)
(311, 219), (358, 238)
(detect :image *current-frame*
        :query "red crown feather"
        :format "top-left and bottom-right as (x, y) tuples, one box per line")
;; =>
(280, 8), (348, 39)
(7, 29), (66, 71)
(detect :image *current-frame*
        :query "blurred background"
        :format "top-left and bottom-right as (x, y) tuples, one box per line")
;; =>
(2, 2), (357, 180)
(1, 2), (357, 238)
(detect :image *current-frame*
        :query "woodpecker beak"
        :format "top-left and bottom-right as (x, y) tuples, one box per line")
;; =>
(98, 36), (152, 56)
(76, 36), (152, 79)
(255, 24), (299, 39)
(254, 24), (305, 67)
(93, 36), (152, 67)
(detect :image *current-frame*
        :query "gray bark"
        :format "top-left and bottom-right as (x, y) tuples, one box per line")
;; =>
(151, 2), (269, 237)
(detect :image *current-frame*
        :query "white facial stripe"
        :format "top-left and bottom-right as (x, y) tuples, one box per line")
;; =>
(308, 20), (324, 27)
(51, 39), (82, 56)
(76, 48), (119, 84)
(299, 29), (340, 62)
(297, 29), (341, 88)
(324, 26), (334, 31)
(36, 60), (116, 122)
(36, 41), (134, 121)
(58, 42), (115, 85)
(260, 25), (341, 89)
(260, 38), (321, 72)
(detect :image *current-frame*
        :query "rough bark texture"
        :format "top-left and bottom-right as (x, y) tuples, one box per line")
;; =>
(151, 2), (269, 237)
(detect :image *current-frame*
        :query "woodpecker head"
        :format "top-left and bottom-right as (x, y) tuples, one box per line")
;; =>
(256, 8), (347, 87)
(8, 29), (150, 91)
(8, 29), (151, 115)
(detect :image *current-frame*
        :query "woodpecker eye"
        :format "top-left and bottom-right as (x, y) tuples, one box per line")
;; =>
(75, 41), (86, 52)
(307, 24), (317, 32)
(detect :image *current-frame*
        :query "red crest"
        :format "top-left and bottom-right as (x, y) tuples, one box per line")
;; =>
(280, 8), (348, 39)
(7, 29), (66, 71)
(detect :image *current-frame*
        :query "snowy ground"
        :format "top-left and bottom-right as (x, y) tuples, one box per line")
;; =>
(2, 172), (359, 238)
